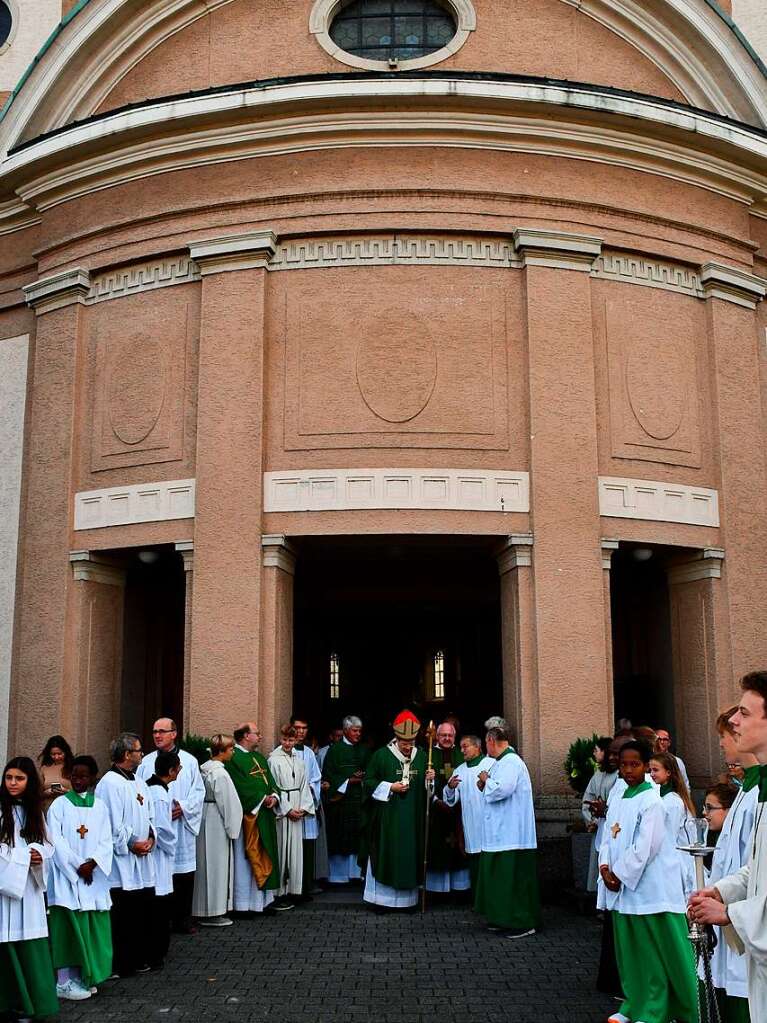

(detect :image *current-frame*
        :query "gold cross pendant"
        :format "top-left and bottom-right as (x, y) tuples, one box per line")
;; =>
(249, 760), (268, 783)
(76, 824), (89, 840)
(136, 793), (144, 805)
(611, 822), (622, 839)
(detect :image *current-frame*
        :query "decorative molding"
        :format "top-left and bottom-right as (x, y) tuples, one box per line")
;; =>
(69, 550), (126, 587)
(7, 80), (767, 212)
(264, 468), (530, 513)
(598, 476), (719, 527)
(667, 547), (725, 585)
(88, 255), (199, 304)
(174, 540), (194, 572)
(700, 262), (767, 309)
(601, 538), (620, 570)
(309, 0), (476, 72)
(496, 534), (534, 574)
(23, 267), (90, 314)
(189, 231), (278, 275)
(261, 534), (297, 575)
(270, 234), (520, 271)
(592, 251), (703, 297)
(0, 198), (41, 237)
(74, 478), (195, 530)
(513, 228), (603, 272)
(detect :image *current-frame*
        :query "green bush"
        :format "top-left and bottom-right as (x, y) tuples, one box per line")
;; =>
(178, 732), (210, 767)
(564, 734), (601, 795)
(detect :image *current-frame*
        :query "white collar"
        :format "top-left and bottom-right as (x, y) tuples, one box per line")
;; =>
(388, 739), (416, 765)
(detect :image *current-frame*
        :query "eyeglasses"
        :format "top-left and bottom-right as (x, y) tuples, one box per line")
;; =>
(703, 803), (724, 813)
(152, 729), (175, 734)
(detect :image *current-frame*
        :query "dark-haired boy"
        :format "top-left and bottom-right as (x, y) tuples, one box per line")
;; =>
(46, 756), (113, 1000)
(145, 751), (181, 970)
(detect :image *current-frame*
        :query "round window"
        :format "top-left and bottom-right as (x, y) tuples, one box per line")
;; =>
(330, 0), (457, 63)
(0, 2), (12, 50)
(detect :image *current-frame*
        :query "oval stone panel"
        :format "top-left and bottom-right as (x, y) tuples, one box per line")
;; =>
(626, 337), (687, 441)
(107, 332), (166, 445)
(356, 312), (437, 423)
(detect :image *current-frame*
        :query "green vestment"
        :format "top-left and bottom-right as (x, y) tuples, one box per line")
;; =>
(428, 747), (465, 873)
(322, 740), (371, 857)
(360, 744), (428, 890)
(225, 747), (280, 890)
(613, 912), (699, 1023)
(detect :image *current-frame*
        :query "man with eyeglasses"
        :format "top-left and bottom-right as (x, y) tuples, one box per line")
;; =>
(95, 733), (156, 977)
(655, 729), (690, 790)
(225, 723), (282, 915)
(137, 718), (205, 935)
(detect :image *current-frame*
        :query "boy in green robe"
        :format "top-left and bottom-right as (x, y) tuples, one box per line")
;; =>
(360, 711), (436, 910)
(225, 723), (282, 913)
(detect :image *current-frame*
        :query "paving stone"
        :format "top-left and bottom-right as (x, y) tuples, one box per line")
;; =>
(57, 899), (616, 1022)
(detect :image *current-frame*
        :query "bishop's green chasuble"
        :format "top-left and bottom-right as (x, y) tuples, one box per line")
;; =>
(360, 745), (427, 890)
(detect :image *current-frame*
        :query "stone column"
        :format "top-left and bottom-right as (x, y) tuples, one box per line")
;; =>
(175, 541), (194, 732)
(496, 534), (538, 782)
(601, 539), (619, 727)
(701, 263), (767, 682)
(667, 548), (729, 785)
(514, 229), (612, 793)
(187, 232), (277, 737)
(68, 551), (126, 755)
(260, 535), (296, 751)
(10, 269), (90, 756)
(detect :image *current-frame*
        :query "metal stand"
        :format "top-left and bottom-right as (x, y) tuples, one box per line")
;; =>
(678, 836), (721, 1023)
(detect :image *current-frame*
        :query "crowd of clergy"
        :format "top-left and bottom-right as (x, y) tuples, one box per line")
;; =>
(4, 672), (767, 1023)
(0, 708), (537, 1020)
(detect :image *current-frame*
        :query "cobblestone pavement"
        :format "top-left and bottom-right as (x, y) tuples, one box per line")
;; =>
(57, 897), (616, 1023)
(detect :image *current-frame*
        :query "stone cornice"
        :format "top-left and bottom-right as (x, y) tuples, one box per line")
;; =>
(69, 550), (126, 587)
(496, 534), (534, 573)
(513, 228), (603, 271)
(6, 79), (767, 213)
(175, 540), (194, 572)
(261, 534), (297, 575)
(190, 231), (278, 275)
(700, 261), (767, 308)
(667, 547), (725, 584)
(601, 538), (620, 570)
(23, 267), (90, 314)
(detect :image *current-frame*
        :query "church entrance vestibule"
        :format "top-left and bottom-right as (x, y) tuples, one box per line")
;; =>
(292, 536), (503, 747)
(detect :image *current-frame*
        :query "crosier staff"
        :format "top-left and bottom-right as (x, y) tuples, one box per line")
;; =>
(421, 720), (436, 914)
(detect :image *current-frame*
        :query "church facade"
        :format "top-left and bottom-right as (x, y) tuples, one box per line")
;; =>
(2, 0), (767, 794)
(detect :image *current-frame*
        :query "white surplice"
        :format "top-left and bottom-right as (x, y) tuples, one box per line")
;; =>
(46, 794), (112, 911)
(715, 796), (767, 1018)
(443, 756), (497, 854)
(95, 769), (155, 891)
(138, 749), (204, 875)
(296, 746), (321, 841)
(660, 790), (696, 898)
(597, 785), (687, 915)
(581, 769), (619, 891)
(268, 747), (315, 896)
(146, 782), (178, 897)
(702, 782), (757, 998)
(0, 806), (53, 942)
(192, 760), (242, 918)
(479, 751), (537, 852)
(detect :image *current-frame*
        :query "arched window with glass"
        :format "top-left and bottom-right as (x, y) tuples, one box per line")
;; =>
(330, 0), (457, 63)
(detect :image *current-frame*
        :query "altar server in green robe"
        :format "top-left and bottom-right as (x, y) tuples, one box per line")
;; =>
(600, 740), (698, 1023)
(46, 755), (113, 1000)
(0, 757), (59, 1019)
(225, 723), (281, 913)
(323, 716), (370, 884)
(360, 710), (436, 910)
(474, 725), (540, 937)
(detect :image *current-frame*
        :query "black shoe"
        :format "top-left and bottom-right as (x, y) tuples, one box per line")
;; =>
(262, 906), (277, 916)
(135, 964), (151, 974)
(504, 927), (536, 939)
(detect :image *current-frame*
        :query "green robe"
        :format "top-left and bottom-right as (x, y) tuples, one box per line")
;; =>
(360, 744), (428, 890)
(428, 747), (465, 873)
(322, 740), (371, 857)
(225, 746), (280, 890)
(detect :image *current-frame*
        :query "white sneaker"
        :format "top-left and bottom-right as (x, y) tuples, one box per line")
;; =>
(607, 1014), (630, 1023)
(56, 979), (92, 1001)
(89, 986), (98, 994)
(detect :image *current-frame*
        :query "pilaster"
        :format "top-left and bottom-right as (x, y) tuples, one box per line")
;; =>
(260, 535), (296, 750)
(175, 541), (194, 730)
(496, 534), (538, 787)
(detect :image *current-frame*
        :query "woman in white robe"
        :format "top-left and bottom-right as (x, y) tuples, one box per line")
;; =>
(268, 728), (314, 899)
(0, 756), (58, 1019)
(193, 736), (243, 925)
